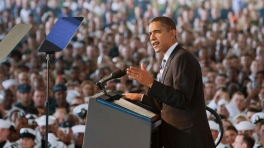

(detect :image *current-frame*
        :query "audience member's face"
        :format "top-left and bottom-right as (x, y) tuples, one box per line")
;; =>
(3, 89), (14, 109)
(215, 76), (226, 86)
(33, 90), (46, 107)
(15, 116), (28, 131)
(39, 125), (54, 137)
(18, 73), (29, 84)
(240, 55), (252, 67)
(0, 128), (10, 142)
(204, 83), (216, 97)
(232, 94), (245, 111)
(54, 90), (67, 105)
(259, 124), (264, 141)
(70, 69), (79, 81)
(225, 130), (237, 146)
(20, 137), (35, 148)
(18, 91), (32, 104)
(82, 84), (94, 97)
(250, 60), (262, 73)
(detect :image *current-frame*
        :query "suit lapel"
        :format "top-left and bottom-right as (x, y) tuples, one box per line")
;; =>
(161, 45), (182, 83)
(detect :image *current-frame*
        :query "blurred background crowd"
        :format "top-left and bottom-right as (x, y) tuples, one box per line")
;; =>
(0, 0), (264, 147)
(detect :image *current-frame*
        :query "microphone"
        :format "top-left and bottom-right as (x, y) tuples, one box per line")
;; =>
(96, 69), (126, 95)
(98, 69), (126, 84)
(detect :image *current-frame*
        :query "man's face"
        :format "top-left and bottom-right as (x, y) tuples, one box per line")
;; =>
(18, 74), (29, 84)
(19, 92), (32, 103)
(232, 94), (245, 111)
(3, 89), (14, 108)
(20, 137), (35, 148)
(148, 21), (175, 55)
(204, 83), (216, 96)
(0, 128), (10, 142)
(215, 76), (226, 86)
(232, 135), (243, 148)
(33, 90), (45, 107)
(54, 90), (66, 105)
(39, 125), (54, 137)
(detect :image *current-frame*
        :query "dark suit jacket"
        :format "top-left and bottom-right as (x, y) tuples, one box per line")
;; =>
(142, 45), (215, 148)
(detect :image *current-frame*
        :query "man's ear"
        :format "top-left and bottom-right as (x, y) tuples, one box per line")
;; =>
(171, 29), (177, 39)
(241, 143), (247, 148)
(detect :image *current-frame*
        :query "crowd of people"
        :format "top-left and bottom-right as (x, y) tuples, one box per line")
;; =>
(0, 0), (264, 147)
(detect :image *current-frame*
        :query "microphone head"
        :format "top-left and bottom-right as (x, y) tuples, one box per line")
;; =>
(112, 69), (126, 78)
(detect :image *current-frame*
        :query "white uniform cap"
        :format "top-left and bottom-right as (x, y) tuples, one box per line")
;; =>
(35, 115), (56, 126)
(62, 2), (69, 7)
(251, 112), (264, 124)
(72, 125), (85, 134)
(208, 120), (219, 131)
(235, 121), (255, 131)
(2, 79), (18, 89)
(20, 128), (35, 137)
(25, 114), (38, 119)
(217, 98), (228, 106)
(73, 103), (88, 116)
(0, 119), (11, 129)
(73, 41), (84, 49)
(66, 90), (80, 104)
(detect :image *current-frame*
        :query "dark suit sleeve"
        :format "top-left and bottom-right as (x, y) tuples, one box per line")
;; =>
(146, 51), (197, 109)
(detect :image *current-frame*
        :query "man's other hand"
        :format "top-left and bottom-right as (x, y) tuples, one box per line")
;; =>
(122, 93), (143, 102)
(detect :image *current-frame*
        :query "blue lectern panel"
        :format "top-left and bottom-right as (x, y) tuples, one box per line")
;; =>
(38, 17), (83, 53)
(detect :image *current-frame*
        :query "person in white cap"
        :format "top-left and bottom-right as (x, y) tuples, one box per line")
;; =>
(0, 119), (19, 148)
(47, 133), (67, 148)
(235, 121), (255, 136)
(209, 120), (219, 141)
(251, 112), (264, 145)
(70, 125), (85, 148)
(209, 120), (230, 148)
(2, 89), (24, 118)
(19, 128), (39, 148)
(72, 104), (88, 125)
(34, 115), (57, 145)
(230, 91), (245, 112)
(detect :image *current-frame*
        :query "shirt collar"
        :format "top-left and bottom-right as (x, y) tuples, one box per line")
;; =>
(163, 42), (178, 61)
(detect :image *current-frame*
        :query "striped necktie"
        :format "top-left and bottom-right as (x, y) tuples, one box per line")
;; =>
(160, 59), (166, 70)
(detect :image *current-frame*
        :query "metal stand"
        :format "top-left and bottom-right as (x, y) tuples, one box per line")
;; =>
(45, 53), (51, 148)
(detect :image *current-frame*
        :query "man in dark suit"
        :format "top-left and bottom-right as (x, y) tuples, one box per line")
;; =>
(123, 16), (215, 147)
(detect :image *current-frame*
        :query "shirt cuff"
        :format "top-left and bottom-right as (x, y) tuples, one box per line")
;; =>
(140, 94), (144, 102)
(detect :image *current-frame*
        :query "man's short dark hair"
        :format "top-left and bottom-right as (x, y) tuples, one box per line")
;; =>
(150, 16), (176, 31)
(240, 133), (255, 148)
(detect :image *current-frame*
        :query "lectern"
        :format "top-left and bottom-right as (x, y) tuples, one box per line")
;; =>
(83, 91), (161, 148)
